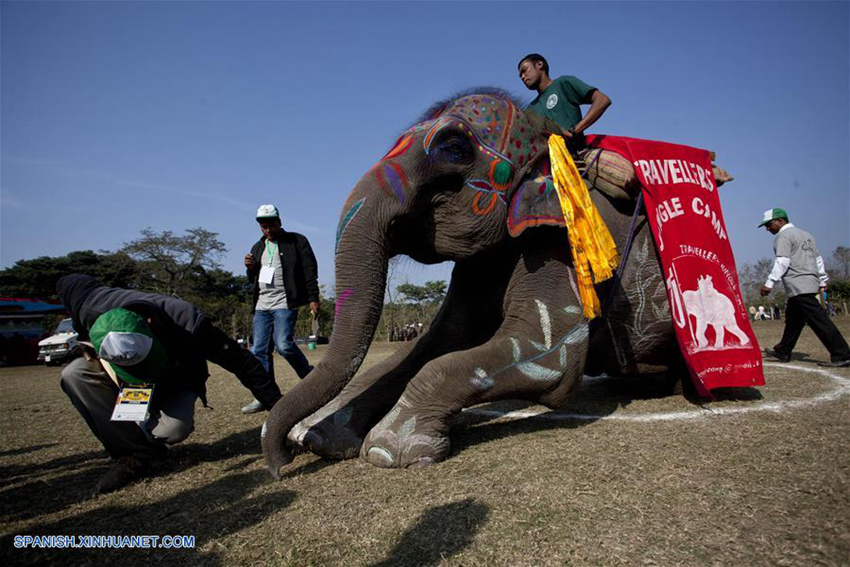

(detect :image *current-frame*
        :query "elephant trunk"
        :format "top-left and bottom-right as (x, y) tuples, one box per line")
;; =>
(263, 188), (391, 479)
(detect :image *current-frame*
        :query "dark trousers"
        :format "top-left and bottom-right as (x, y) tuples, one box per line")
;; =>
(774, 294), (850, 362)
(60, 357), (196, 460)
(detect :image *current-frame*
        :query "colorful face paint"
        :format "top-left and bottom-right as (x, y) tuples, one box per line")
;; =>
(335, 287), (356, 319)
(472, 192), (498, 216)
(422, 116), (454, 154)
(407, 93), (548, 216)
(489, 159), (513, 191)
(382, 134), (413, 161)
(374, 162), (408, 203)
(335, 197), (365, 253)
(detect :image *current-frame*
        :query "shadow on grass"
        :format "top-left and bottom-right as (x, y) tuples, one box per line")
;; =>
(704, 387), (763, 402)
(369, 498), (489, 567)
(167, 426), (263, 472)
(0, 459), (108, 523)
(0, 427), (271, 523)
(1, 468), (294, 566)
(763, 350), (815, 363)
(0, 449), (103, 488)
(0, 443), (58, 459)
(279, 455), (336, 479)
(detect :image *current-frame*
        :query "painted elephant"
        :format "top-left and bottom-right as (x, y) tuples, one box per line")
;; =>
(262, 88), (681, 476)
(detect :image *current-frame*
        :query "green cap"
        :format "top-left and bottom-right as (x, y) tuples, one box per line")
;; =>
(90, 308), (167, 385)
(758, 207), (788, 227)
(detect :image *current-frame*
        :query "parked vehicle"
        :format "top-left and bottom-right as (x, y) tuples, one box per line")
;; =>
(37, 318), (78, 366)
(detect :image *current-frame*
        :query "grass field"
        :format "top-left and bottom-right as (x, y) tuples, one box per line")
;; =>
(2, 317), (848, 566)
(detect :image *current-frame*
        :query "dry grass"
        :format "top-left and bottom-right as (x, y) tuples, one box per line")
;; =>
(1, 318), (848, 566)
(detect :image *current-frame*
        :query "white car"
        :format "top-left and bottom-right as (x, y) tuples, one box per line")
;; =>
(38, 318), (79, 366)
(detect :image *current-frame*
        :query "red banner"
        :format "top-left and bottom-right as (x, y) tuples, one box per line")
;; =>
(587, 135), (764, 396)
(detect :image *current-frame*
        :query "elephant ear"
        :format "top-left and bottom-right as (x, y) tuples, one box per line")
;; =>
(506, 170), (566, 237)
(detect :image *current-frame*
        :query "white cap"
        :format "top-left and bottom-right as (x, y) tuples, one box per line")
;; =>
(256, 204), (279, 219)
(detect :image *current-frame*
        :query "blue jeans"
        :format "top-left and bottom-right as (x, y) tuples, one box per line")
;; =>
(252, 309), (313, 379)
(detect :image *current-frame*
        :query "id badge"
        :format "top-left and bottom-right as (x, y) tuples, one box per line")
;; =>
(259, 265), (274, 284)
(111, 386), (153, 422)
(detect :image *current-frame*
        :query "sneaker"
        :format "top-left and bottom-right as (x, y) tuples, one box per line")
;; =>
(817, 359), (850, 368)
(95, 456), (148, 495)
(764, 348), (791, 363)
(241, 399), (265, 414)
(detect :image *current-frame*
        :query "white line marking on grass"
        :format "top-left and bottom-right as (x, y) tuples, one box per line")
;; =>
(465, 364), (850, 423)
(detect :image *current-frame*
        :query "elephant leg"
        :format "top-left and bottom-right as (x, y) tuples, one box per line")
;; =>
(361, 295), (588, 469)
(727, 322), (750, 346)
(713, 323), (725, 348)
(694, 317), (708, 348)
(292, 258), (509, 460)
(289, 340), (419, 459)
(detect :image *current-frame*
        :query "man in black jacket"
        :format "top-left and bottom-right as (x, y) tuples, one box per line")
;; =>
(56, 274), (281, 494)
(241, 204), (319, 414)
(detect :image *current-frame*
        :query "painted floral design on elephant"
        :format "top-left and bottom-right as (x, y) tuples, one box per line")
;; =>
(470, 301), (588, 392)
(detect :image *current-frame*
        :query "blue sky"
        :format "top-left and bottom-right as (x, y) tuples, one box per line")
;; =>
(2, 1), (848, 294)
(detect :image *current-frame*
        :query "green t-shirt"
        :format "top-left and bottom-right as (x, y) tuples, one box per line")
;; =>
(526, 75), (596, 131)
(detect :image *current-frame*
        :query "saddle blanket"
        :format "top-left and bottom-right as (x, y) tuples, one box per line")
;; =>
(587, 134), (765, 396)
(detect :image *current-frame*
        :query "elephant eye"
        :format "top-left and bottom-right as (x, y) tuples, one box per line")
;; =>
(434, 135), (474, 165)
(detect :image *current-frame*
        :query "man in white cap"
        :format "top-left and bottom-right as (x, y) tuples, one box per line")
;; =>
(758, 208), (849, 367)
(56, 274), (282, 494)
(242, 204), (320, 413)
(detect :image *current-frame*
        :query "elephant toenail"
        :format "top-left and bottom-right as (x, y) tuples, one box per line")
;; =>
(366, 447), (394, 467)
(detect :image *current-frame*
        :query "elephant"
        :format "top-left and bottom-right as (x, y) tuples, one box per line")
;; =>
(682, 275), (750, 350)
(262, 87), (686, 476)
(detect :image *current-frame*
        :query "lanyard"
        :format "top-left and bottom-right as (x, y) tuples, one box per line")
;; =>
(265, 240), (279, 266)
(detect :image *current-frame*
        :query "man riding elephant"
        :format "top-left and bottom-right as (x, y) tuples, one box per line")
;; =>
(518, 53), (612, 150)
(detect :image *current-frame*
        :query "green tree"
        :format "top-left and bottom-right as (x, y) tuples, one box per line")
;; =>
(738, 258), (786, 308)
(423, 280), (447, 303)
(396, 283), (429, 304)
(0, 250), (137, 300)
(828, 246), (850, 279)
(122, 227), (227, 297)
(182, 269), (254, 338)
(386, 280), (447, 339)
(828, 280), (850, 302)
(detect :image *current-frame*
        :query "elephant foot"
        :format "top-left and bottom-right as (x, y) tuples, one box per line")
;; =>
(361, 405), (450, 468)
(288, 402), (364, 460)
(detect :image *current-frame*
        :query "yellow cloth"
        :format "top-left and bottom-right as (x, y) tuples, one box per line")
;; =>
(549, 135), (619, 319)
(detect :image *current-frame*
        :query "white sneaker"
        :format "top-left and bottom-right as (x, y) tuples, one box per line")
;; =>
(241, 399), (264, 414)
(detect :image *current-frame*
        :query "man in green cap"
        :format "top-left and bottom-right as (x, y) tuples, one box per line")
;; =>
(758, 208), (849, 367)
(57, 274), (282, 494)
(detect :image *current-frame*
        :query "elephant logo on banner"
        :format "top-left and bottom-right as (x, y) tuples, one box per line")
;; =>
(681, 275), (750, 352)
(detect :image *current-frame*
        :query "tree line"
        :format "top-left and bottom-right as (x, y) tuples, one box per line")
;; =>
(0, 228), (447, 342)
(5, 228), (844, 343)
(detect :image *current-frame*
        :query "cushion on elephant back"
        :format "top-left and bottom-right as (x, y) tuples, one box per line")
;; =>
(580, 147), (640, 201)
(581, 147), (734, 202)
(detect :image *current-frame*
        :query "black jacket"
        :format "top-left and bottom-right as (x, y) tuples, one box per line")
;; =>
(247, 230), (319, 311)
(57, 274), (282, 409)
